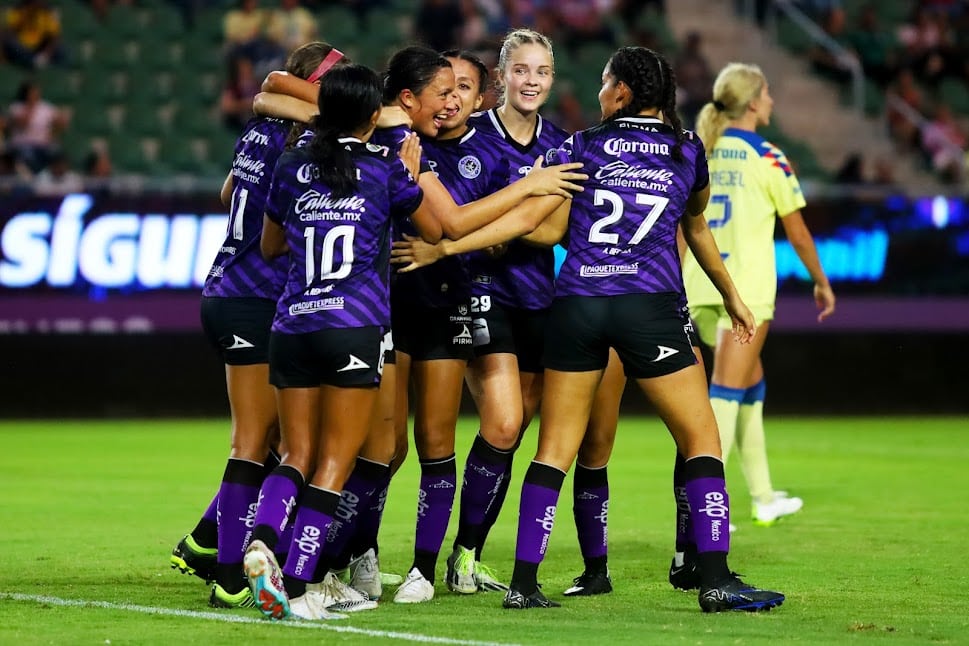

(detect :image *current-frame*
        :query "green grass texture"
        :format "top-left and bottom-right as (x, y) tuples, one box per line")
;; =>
(2, 417), (967, 645)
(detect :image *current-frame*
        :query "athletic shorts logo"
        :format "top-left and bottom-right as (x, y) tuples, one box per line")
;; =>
(453, 324), (473, 345)
(459, 155), (481, 179)
(227, 334), (255, 350)
(653, 345), (679, 362)
(337, 354), (370, 372)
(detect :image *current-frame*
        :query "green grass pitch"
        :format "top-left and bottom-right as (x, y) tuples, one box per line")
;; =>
(2, 416), (967, 645)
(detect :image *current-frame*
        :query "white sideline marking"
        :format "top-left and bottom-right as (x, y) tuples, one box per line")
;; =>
(2, 593), (519, 645)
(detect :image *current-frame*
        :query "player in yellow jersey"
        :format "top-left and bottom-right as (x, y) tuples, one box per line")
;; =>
(682, 62), (836, 527)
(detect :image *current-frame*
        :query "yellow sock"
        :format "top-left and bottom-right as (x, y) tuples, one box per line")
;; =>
(736, 381), (773, 503)
(709, 385), (743, 464)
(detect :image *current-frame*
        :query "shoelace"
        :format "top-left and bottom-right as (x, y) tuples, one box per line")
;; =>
(475, 561), (501, 580)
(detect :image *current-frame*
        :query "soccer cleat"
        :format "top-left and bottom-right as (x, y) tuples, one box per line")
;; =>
(502, 585), (560, 609)
(244, 540), (290, 620)
(209, 582), (256, 609)
(347, 548), (382, 600)
(289, 593), (349, 621)
(474, 561), (509, 592)
(698, 576), (785, 612)
(310, 572), (378, 612)
(380, 571), (404, 586)
(563, 568), (613, 596)
(669, 558), (700, 591)
(170, 534), (217, 583)
(752, 494), (803, 526)
(446, 546), (477, 594)
(393, 567), (435, 604)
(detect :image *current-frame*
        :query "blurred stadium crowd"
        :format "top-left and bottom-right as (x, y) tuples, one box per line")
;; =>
(0, 0), (967, 196)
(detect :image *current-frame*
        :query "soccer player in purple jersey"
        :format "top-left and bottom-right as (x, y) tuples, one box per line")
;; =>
(457, 29), (575, 578)
(239, 63), (442, 621)
(504, 46), (784, 613)
(360, 45), (585, 604)
(169, 41), (347, 611)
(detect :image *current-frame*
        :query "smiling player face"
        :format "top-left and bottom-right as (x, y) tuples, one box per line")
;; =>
(500, 43), (554, 115)
(407, 66), (458, 138)
(440, 57), (484, 134)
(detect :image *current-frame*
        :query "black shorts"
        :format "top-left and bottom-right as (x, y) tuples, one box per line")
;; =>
(470, 297), (549, 373)
(382, 329), (396, 366)
(544, 293), (697, 378)
(679, 304), (700, 348)
(200, 296), (275, 365)
(269, 326), (385, 388)
(391, 295), (473, 362)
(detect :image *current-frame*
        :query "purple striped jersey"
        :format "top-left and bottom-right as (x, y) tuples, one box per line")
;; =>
(551, 116), (709, 297)
(392, 127), (510, 307)
(466, 109), (570, 310)
(202, 117), (293, 300)
(265, 138), (424, 335)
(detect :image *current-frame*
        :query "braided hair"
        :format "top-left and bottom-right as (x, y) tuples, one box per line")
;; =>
(605, 46), (685, 162)
(306, 64), (383, 198)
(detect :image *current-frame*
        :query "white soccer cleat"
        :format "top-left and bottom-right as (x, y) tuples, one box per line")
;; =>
(752, 494), (803, 526)
(393, 567), (435, 604)
(243, 540), (290, 620)
(289, 592), (349, 621)
(348, 548), (382, 600)
(310, 571), (378, 612)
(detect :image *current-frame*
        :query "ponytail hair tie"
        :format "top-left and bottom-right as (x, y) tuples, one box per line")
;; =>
(713, 100), (726, 112)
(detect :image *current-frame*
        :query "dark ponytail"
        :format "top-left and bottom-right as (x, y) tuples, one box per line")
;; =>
(306, 64), (383, 197)
(607, 46), (685, 162)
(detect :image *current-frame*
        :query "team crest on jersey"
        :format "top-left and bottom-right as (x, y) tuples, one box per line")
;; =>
(459, 155), (481, 179)
(458, 304), (468, 316)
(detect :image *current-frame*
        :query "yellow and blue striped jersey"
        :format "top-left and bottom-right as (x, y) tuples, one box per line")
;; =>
(682, 127), (806, 308)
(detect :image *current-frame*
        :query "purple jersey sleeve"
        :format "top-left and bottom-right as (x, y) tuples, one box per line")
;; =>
(555, 117), (707, 299)
(394, 127), (510, 308)
(202, 117), (292, 300)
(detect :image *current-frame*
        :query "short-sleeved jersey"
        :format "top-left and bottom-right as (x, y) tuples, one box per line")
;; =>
(265, 138), (423, 334)
(392, 127), (509, 307)
(203, 117), (292, 300)
(552, 116), (708, 298)
(466, 109), (570, 310)
(682, 127), (805, 307)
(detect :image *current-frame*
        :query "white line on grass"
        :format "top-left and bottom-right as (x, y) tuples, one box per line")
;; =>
(2, 593), (520, 646)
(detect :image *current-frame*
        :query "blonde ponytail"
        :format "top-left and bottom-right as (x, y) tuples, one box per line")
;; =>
(696, 62), (766, 153)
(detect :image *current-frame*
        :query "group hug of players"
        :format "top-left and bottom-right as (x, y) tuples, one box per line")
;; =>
(169, 25), (835, 621)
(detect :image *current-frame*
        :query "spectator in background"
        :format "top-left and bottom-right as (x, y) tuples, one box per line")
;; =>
(414, 0), (465, 52)
(220, 54), (261, 131)
(265, 0), (318, 56)
(550, 80), (594, 133)
(806, 6), (856, 84)
(224, 0), (283, 71)
(6, 79), (70, 173)
(674, 31), (714, 128)
(0, 148), (33, 196)
(82, 141), (113, 195)
(33, 149), (83, 197)
(1, 0), (66, 69)
(845, 3), (901, 87)
(547, 0), (617, 54)
(920, 102), (967, 182)
(897, 5), (951, 87)
(886, 68), (925, 150)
